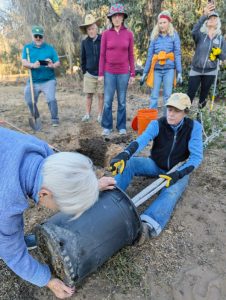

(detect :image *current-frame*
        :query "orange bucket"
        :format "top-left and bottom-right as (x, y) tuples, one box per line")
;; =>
(136, 109), (158, 135)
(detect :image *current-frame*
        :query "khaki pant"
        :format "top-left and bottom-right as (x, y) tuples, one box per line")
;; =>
(83, 73), (104, 94)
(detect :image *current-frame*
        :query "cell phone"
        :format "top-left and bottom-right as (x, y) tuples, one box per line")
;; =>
(208, 0), (214, 4)
(39, 60), (49, 66)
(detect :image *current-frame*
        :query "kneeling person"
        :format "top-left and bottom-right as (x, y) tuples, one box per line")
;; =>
(110, 93), (203, 240)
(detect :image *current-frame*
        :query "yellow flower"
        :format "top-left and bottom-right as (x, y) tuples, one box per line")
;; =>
(209, 53), (216, 61)
(212, 47), (222, 56)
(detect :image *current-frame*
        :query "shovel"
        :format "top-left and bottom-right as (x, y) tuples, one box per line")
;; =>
(26, 48), (42, 131)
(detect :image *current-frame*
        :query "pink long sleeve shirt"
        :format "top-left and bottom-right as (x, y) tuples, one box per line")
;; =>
(99, 26), (135, 77)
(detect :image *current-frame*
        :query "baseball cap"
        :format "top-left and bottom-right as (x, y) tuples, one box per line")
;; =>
(32, 25), (44, 36)
(208, 11), (219, 18)
(166, 93), (191, 110)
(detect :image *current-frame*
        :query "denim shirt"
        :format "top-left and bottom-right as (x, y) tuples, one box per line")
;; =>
(144, 32), (182, 74)
(0, 127), (54, 287)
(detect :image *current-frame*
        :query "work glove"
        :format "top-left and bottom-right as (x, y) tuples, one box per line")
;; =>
(140, 73), (147, 86)
(110, 151), (130, 176)
(159, 171), (180, 187)
(110, 141), (139, 176)
(177, 73), (183, 85)
(159, 166), (195, 188)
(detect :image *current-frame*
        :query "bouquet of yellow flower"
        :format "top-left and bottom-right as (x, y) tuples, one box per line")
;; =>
(209, 47), (222, 61)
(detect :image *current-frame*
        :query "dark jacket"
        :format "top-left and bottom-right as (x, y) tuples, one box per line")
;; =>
(191, 16), (226, 73)
(151, 117), (194, 170)
(81, 34), (101, 76)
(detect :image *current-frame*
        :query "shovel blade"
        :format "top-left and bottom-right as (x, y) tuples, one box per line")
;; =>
(29, 117), (42, 131)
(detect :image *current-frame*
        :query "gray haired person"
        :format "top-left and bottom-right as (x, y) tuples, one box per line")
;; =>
(187, 3), (226, 108)
(0, 127), (115, 299)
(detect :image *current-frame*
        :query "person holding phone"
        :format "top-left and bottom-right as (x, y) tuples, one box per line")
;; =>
(187, 3), (226, 109)
(22, 25), (60, 127)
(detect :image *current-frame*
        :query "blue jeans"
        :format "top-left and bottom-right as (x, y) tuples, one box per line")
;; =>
(24, 79), (59, 122)
(150, 68), (175, 109)
(101, 72), (130, 130)
(115, 157), (189, 236)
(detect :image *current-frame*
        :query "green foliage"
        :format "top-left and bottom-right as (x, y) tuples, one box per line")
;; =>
(189, 103), (226, 145)
(1, 0), (226, 75)
(217, 66), (226, 98)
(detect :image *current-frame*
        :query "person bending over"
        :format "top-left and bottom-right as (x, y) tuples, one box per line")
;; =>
(0, 127), (115, 299)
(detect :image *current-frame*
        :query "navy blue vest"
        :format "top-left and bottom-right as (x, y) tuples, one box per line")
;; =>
(151, 117), (194, 170)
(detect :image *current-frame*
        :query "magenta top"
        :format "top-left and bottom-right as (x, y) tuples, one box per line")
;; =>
(99, 26), (135, 77)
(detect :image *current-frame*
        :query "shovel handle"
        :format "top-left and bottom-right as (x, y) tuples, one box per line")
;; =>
(26, 48), (36, 111)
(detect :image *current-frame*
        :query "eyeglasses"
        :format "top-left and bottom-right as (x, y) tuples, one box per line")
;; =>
(34, 34), (43, 39)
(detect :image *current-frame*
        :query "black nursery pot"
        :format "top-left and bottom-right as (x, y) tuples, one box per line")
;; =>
(35, 187), (142, 286)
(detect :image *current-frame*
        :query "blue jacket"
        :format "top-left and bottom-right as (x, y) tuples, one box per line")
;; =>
(0, 127), (53, 287)
(135, 118), (203, 171)
(144, 32), (182, 74)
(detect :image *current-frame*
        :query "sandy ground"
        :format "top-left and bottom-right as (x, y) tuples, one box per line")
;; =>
(0, 77), (226, 300)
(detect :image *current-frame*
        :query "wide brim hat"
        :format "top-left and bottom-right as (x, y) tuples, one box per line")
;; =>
(79, 14), (102, 34)
(165, 93), (191, 110)
(107, 3), (128, 19)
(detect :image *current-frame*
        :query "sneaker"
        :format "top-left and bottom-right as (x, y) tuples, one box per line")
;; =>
(97, 114), (102, 123)
(102, 128), (112, 136)
(137, 222), (153, 245)
(52, 120), (59, 127)
(24, 234), (37, 250)
(119, 129), (127, 135)
(82, 114), (90, 122)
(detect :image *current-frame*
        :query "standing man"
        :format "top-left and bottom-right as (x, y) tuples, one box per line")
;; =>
(110, 93), (203, 242)
(79, 14), (104, 123)
(22, 25), (60, 127)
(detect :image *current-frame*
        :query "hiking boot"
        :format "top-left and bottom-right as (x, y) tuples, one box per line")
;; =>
(24, 234), (37, 250)
(102, 128), (112, 136)
(82, 114), (90, 122)
(119, 129), (127, 135)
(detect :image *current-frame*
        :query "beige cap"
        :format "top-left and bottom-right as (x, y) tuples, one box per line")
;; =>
(79, 14), (102, 34)
(166, 93), (191, 110)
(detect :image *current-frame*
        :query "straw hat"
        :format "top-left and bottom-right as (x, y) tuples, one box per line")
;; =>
(79, 14), (102, 34)
(166, 93), (191, 110)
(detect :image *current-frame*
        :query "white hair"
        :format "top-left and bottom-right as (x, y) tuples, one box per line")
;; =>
(200, 18), (222, 35)
(42, 152), (99, 218)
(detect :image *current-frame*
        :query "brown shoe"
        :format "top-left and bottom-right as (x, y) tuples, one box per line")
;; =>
(137, 222), (151, 245)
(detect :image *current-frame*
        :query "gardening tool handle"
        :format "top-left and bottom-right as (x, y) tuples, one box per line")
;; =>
(210, 59), (220, 111)
(0, 119), (60, 152)
(26, 48), (35, 114)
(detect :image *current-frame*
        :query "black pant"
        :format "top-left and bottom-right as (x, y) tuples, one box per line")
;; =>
(187, 75), (215, 108)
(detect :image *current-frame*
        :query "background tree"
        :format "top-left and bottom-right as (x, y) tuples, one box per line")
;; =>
(0, 0), (225, 75)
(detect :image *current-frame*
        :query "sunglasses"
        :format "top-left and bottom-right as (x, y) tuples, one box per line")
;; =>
(34, 34), (43, 39)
